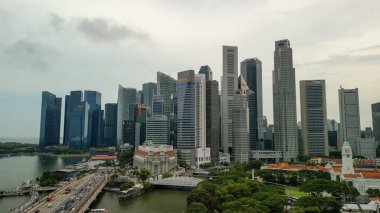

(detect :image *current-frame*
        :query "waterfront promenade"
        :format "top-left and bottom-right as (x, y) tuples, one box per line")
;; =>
(151, 176), (203, 190)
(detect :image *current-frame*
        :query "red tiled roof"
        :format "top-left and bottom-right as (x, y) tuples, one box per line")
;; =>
(362, 172), (380, 179)
(369, 197), (380, 201)
(91, 155), (117, 161)
(332, 166), (342, 173)
(343, 173), (362, 179)
(264, 163), (327, 172)
(135, 149), (175, 157)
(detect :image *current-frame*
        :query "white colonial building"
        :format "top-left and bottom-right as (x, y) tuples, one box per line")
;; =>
(329, 141), (380, 195)
(133, 142), (177, 176)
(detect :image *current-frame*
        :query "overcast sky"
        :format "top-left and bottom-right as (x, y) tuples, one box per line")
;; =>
(0, 0), (379, 138)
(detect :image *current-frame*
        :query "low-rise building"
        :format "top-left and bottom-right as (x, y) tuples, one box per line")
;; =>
(250, 150), (281, 163)
(133, 142), (177, 175)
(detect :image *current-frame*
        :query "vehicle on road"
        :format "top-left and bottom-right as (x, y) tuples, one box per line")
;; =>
(46, 194), (54, 201)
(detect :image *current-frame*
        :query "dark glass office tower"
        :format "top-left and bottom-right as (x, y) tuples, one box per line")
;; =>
(63, 91), (83, 145)
(372, 102), (380, 142)
(199, 65), (213, 81)
(68, 102), (89, 149)
(152, 95), (164, 116)
(169, 92), (177, 148)
(39, 91), (62, 149)
(105, 103), (117, 147)
(117, 85), (137, 146)
(241, 58), (263, 150)
(199, 66), (220, 164)
(123, 120), (136, 146)
(84, 90), (102, 147)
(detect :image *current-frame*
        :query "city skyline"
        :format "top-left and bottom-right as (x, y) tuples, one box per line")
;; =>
(1, 0), (380, 137)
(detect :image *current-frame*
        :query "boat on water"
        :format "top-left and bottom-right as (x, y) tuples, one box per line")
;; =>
(90, 209), (110, 213)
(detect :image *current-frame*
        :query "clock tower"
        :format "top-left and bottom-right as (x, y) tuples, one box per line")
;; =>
(342, 141), (354, 174)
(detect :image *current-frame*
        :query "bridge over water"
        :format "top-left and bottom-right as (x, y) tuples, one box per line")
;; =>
(21, 173), (107, 213)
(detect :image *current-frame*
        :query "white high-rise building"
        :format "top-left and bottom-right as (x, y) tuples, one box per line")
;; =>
(221, 46), (238, 155)
(272, 39), (298, 162)
(177, 70), (210, 167)
(339, 87), (361, 156)
(232, 89), (250, 163)
(117, 85), (136, 147)
(300, 80), (328, 156)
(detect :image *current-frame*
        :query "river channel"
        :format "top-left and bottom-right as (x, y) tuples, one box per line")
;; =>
(0, 155), (189, 212)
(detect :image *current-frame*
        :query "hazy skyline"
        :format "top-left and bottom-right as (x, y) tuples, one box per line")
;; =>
(1, 0), (380, 137)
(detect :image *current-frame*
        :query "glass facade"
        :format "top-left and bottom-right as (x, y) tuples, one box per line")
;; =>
(39, 91), (62, 149)
(63, 91), (83, 145)
(105, 103), (118, 147)
(68, 102), (89, 150)
(240, 58), (263, 150)
(85, 90), (102, 147)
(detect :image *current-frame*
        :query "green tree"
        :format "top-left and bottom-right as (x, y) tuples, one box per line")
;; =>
(162, 171), (173, 178)
(226, 183), (252, 199)
(118, 150), (134, 165)
(294, 196), (342, 213)
(187, 189), (217, 213)
(139, 168), (150, 181)
(246, 160), (264, 171)
(186, 202), (207, 213)
(143, 181), (153, 191)
(120, 180), (135, 191)
(199, 162), (213, 169)
(220, 198), (270, 213)
(252, 192), (287, 212)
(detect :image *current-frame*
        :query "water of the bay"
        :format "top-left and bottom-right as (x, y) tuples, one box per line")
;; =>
(0, 155), (87, 211)
(91, 190), (189, 213)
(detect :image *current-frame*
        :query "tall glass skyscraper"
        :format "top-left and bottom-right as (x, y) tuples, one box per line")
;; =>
(63, 91), (83, 145)
(221, 46), (238, 155)
(157, 72), (176, 117)
(232, 89), (250, 163)
(84, 90), (102, 147)
(157, 71), (178, 149)
(300, 80), (328, 156)
(177, 70), (210, 166)
(372, 102), (380, 143)
(241, 58), (263, 150)
(117, 85), (136, 147)
(142, 82), (157, 110)
(199, 66), (220, 164)
(273, 39), (298, 161)
(105, 103), (118, 147)
(68, 101), (89, 149)
(339, 87), (361, 155)
(39, 91), (62, 149)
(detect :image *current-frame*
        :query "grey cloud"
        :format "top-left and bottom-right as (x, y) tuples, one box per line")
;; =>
(298, 53), (380, 68)
(347, 44), (380, 53)
(0, 8), (9, 26)
(5, 39), (62, 72)
(75, 17), (149, 42)
(49, 13), (66, 33)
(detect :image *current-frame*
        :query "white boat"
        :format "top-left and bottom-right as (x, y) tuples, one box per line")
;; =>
(90, 209), (110, 213)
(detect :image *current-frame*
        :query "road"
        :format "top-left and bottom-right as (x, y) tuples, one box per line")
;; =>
(27, 173), (96, 213)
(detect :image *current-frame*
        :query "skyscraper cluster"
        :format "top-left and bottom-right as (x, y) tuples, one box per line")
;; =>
(39, 39), (380, 164)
